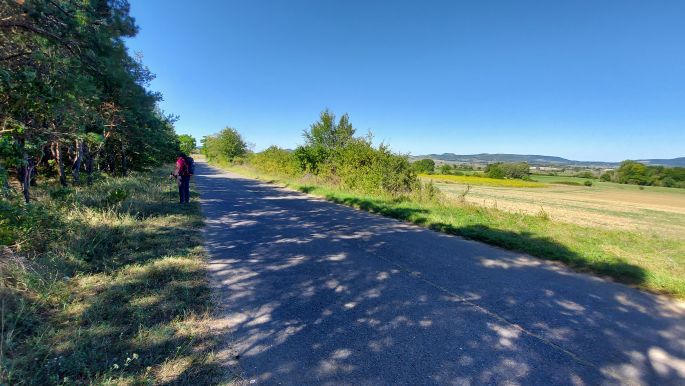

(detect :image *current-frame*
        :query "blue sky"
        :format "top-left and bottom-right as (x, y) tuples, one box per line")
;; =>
(125, 1), (684, 162)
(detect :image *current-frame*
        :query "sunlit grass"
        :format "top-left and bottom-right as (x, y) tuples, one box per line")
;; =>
(1, 167), (233, 385)
(419, 174), (547, 188)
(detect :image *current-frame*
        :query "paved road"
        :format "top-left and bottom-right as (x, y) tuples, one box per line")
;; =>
(196, 161), (685, 385)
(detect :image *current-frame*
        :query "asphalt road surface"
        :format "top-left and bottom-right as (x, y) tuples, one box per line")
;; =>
(195, 160), (685, 385)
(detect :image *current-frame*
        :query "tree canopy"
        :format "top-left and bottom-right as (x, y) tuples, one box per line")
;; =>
(201, 127), (247, 163)
(178, 134), (196, 155)
(1, 0), (179, 201)
(411, 159), (435, 174)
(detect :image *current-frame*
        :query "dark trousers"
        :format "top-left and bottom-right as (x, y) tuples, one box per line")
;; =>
(177, 175), (190, 203)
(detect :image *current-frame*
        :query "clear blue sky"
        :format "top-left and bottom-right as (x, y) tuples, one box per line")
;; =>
(124, 1), (684, 162)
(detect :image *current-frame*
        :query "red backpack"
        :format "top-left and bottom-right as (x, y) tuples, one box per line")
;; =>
(178, 157), (189, 176)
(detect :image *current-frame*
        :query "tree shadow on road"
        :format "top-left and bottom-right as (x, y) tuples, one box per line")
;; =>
(196, 164), (685, 385)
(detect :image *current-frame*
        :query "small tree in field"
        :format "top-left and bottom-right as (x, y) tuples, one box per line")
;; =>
(411, 159), (435, 174)
(438, 164), (453, 175)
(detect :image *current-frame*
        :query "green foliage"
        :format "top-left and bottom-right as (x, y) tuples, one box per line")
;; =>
(617, 161), (650, 185)
(576, 171), (595, 179)
(291, 111), (417, 195)
(614, 161), (685, 187)
(323, 137), (417, 195)
(412, 159), (435, 174)
(584, 180), (593, 187)
(304, 109), (355, 150)
(208, 111), (418, 196)
(178, 134), (197, 155)
(201, 127), (247, 163)
(293, 110), (356, 174)
(485, 162), (530, 179)
(438, 164), (450, 174)
(600, 171), (614, 182)
(1, 168), (224, 384)
(251, 146), (301, 177)
(0, 0), (179, 201)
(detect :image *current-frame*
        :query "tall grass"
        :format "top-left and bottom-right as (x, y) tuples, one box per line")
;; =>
(0, 168), (230, 385)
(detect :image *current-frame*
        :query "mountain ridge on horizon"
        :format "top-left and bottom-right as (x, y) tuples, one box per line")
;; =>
(412, 153), (685, 167)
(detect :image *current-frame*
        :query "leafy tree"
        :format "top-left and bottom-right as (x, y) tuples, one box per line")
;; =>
(0, 0), (179, 201)
(202, 127), (247, 162)
(438, 164), (453, 175)
(215, 111), (418, 195)
(304, 109), (355, 150)
(600, 171), (613, 182)
(616, 161), (649, 185)
(295, 110), (355, 173)
(411, 159), (435, 174)
(178, 134), (196, 155)
(485, 162), (530, 179)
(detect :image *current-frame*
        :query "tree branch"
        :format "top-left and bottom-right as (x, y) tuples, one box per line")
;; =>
(0, 51), (31, 61)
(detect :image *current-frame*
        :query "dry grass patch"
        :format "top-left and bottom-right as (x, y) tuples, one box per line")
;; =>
(419, 174), (547, 188)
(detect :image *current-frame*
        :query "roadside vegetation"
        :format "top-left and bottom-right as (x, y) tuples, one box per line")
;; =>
(1, 169), (224, 384)
(1, 2), (223, 384)
(202, 110), (685, 298)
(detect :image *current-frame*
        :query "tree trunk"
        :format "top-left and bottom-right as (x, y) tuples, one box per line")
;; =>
(51, 141), (67, 187)
(72, 139), (83, 185)
(21, 149), (31, 203)
(121, 142), (127, 177)
(84, 142), (94, 185)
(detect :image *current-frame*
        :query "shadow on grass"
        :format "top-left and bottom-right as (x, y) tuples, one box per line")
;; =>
(298, 185), (316, 194)
(324, 194), (429, 220)
(321, 194), (647, 288)
(432, 224), (647, 286)
(3, 170), (229, 385)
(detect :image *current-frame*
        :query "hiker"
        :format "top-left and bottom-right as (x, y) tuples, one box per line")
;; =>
(171, 152), (194, 203)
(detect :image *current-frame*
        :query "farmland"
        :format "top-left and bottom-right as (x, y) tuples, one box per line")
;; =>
(419, 173), (546, 187)
(429, 175), (685, 237)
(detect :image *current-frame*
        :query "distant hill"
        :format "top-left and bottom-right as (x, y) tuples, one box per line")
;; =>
(636, 157), (685, 167)
(412, 153), (684, 168)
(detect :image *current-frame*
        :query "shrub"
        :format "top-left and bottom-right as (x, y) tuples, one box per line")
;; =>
(252, 146), (301, 177)
(437, 164), (452, 175)
(584, 180), (593, 187)
(325, 138), (416, 195)
(485, 162), (530, 179)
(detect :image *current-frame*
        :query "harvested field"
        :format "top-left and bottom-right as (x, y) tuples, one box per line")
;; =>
(420, 174), (546, 187)
(435, 179), (685, 237)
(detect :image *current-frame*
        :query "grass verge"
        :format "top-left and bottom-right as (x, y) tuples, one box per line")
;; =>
(0, 168), (231, 385)
(219, 162), (685, 299)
